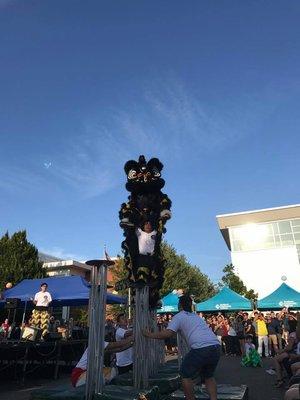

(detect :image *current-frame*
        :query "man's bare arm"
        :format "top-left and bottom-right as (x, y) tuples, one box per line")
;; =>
(105, 335), (133, 353)
(142, 329), (175, 340)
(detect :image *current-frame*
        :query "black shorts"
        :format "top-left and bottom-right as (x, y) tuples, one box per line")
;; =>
(180, 345), (221, 379)
(117, 364), (133, 375)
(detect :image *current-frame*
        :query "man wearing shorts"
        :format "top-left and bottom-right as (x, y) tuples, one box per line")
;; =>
(143, 295), (221, 400)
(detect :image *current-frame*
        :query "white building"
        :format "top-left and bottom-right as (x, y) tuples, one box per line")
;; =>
(216, 204), (300, 298)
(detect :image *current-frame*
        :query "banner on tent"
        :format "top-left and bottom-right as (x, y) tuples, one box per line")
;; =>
(161, 306), (177, 312)
(215, 303), (231, 310)
(279, 300), (297, 307)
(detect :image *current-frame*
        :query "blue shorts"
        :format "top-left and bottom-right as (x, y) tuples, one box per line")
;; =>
(180, 345), (221, 379)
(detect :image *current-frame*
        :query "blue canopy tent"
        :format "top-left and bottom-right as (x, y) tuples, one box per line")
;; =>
(157, 291), (180, 313)
(196, 287), (252, 312)
(0, 276), (125, 307)
(258, 283), (300, 310)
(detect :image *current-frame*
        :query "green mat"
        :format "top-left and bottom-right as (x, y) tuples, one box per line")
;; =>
(30, 385), (85, 400)
(95, 385), (159, 400)
(30, 361), (180, 400)
(30, 385), (160, 400)
(169, 384), (248, 400)
(112, 372), (180, 395)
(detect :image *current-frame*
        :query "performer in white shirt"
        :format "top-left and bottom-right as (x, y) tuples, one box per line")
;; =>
(115, 314), (133, 374)
(31, 283), (52, 337)
(143, 295), (221, 400)
(71, 336), (134, 387)
(136, 221), (157, 255)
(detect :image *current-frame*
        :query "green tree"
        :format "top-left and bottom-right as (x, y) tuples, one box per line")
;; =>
(161, 242), (216, 302)
(220, 263), (258, 303)
(112, 242), (216, 303)
(0, 230), (46, 290)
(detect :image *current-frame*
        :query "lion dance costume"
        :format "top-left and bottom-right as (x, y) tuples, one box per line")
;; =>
(119, 155), (172, 307)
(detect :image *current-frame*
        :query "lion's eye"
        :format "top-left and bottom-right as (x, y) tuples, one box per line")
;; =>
(128, 169), (137, 179)
(152, 167), (161, 177)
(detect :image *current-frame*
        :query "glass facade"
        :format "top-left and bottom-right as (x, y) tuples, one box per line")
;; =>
(230, 218), (300, 261)
(50, 269), (71, 276)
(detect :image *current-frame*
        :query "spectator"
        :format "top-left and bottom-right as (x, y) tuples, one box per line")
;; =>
(234, 314), (245, 356)
(48, 316), (56, 333)
(252, 311), (259, 348)
(289, 314), (298, 334)
(221, 318), (230, 356)
(243, 313), (255, 338)
(1, 318), (10, 338)
(105, 318), (116, 342)
(284, 384), (300, 400)
(267, 313), (280, 356)
(255, 313), (269, 357)
(273, 331), (299, 387)
(245, 334), (256, 355)
(280, 308), (290, 343)
(214, 315), (226, 345)
(275, 312), (284, 351)
(228, 318), (240, 356)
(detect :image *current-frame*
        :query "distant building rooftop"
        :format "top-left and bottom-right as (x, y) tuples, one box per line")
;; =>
(39, 252), (117, 283)
(217, 204), (300, 230)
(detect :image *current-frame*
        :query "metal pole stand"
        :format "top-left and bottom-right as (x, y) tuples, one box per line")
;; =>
(85, 259), (114, 400)
(133, 286), (165, 390)
(133, 285), (150, 390)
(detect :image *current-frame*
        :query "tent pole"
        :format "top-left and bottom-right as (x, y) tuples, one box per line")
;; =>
(94, 261), (107, 394)
(85, 259), (113, 400)
(128, 287), (131, 320)
(85, 264), (98, 400)
(22, 300), (28, 324)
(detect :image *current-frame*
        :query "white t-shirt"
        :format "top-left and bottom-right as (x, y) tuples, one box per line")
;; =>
(136, 228), (157, 255)
(115, 327), (133, 367)
(168, 311), (220, 349)
(76, 342), (109, 370)
(228, 327), (237, 336)
(34, 291), (52, 307)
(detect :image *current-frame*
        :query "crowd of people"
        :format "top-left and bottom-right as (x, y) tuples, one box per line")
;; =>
(157, 307), (300, 399)
(2, 289), (300, 399)
(157, 308), (299, 358)
(0, 317), (88, 341)
(202, 308), (298, 357)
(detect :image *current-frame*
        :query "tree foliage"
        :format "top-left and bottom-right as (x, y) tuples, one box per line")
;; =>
(0, 230), (46, 290)
(112, 242), (216, 303)
(160, 242), (216, 302)
(220, 263), (258, 302)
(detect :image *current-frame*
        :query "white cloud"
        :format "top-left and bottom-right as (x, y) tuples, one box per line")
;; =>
(0, 76), (279, 199)
(0, 167), (46, 194)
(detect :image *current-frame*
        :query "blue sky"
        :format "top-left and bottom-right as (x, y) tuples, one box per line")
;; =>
(1, 1), (300, 283)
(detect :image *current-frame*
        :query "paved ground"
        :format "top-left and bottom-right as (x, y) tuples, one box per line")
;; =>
(0, 355), (287, 400)
(215, 356), (286, 400)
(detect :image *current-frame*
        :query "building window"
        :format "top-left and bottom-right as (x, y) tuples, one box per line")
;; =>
(51, 269), (71, 276)
(230, 218), (300, 261)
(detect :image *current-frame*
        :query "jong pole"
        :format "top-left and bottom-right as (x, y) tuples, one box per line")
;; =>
(85, 258), (114, 400)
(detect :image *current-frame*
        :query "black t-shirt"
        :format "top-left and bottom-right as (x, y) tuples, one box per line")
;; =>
(267, 318), (281, 334)
(243, 320), (255, 335)
(289, 320), (297, 333)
